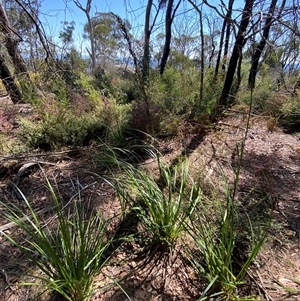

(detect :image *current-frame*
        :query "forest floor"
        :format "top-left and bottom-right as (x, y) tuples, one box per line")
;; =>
(0, 101), (300, 301)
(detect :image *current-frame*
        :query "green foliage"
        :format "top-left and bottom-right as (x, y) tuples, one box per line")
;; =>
(92, 67), (113, 94)
(0, 175), (112, 301)
(103, 97), (133, 147)
(18, 102), (104, 149)
(199, 69), (223, 115)
(236, 66), (300, 129)
(18, 96), (132, 150)
(279, 93), (300, 130)
(168, 50), (196, 70)
(147, 67), (199, 135)
(148, 64), (221, 121)
(83, 12), (129, 67)
(154, 67), (198, 114)
(113, 158), (199, 249)
(187, 194), (266, 300)
(65, 48), (88, 73)
(59, 21), (75, 45)
(237, 67), (275, 114)
(114, 77), (139, 104)
(77, 72), (102, 102)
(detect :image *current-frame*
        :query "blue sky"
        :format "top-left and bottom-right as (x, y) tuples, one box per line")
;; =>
(39, 0), (249, 53)
(40, 0), (147, 45)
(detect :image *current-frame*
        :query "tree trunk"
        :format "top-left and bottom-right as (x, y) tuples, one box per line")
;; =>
(214, 0), (234, 79)
(236, 50), (243, 93)
(0, 0), (29, 77)
(0, 49), (22, 103)
(187, 0), (204, 102)
(222, 0), (234, 71)
(248, 0), (277, 88)
(159, 0), (181, 75)
(219, 0), (254, 107)
(142, 0), (152, 82)
(74, 0), (96, 71)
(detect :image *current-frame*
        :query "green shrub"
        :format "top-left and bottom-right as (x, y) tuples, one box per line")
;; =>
(97, 96), (133, 147)
(149, 67), (199, 116)
(278, 93), (300, 130)
(18, 103), (106, 149)
(199, 69), (223, 115)
(18, 96), (133, 150)
(77, 73), (102, 103)
(237, 86), (273, 114)
(115, 78), (140, 104)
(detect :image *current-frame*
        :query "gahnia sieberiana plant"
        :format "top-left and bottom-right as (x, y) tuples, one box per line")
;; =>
(0, 174), (112, 301)
(186, 81), (268, 300)
(113, 158), (200, 249)
(186, 192), (267, 300)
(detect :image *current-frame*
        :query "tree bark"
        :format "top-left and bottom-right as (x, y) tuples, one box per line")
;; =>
(0, 0), (29, 77)
(214, 0), (234, 79)
(159, 0), (181, 75)
(0, 49), (22, 103)
(142, 0), (153, 82)
(248, 0), (278, 88)
(222, 0), (234, 71)
(219, 0), (254, 107)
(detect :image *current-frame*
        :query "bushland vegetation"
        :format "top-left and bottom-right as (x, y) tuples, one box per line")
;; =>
(0, 0), (299, 300)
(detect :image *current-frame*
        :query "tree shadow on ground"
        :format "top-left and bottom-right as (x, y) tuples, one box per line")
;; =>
(235, 149), (300, 239)
(171, 128), (206, 168)
(102, 251), (201, 301)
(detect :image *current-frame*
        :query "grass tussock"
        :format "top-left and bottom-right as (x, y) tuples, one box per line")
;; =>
(113, 158), (200, 249)
(1, 172), (112, 301)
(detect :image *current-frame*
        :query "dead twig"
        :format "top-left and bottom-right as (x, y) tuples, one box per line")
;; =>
(246, 270), (274, 301)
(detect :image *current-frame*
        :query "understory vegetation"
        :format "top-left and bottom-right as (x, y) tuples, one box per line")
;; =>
(1, 147), (270, 301)
(0, 57), (299, 301)
(1, 61), (299, 153)
(0, 1), (300, 300)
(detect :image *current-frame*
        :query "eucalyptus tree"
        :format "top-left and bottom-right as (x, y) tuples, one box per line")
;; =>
(214, 0), (235, 79)
(0, 0), (28, 102)
(142, 0), (162, 82)
(59, 21), (75, 50)
(219, 0), (255, 106)
(0, 46), (22, 103)
(0, 0), (28, 76)
(79, 8), (130, 71)
(74, 0), (96, 71)
(248, 0), (280, 88)
(12, 0), (54, 70)
(159, 0), (182, 75)
(87, 12), (127, 69)
(4, 0), (43, 71)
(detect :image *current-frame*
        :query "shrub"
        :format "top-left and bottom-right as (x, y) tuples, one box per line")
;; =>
(278, 93), (300, 131)
(149, 67), (199, 116)
(102, 98), (133, 147)
(18, 96), (133, 150)
(77, 73), (102, 103)
(18, 101), (106, 150)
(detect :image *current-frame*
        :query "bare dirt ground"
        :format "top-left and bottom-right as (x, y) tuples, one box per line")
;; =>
(0, 102), (300, 301)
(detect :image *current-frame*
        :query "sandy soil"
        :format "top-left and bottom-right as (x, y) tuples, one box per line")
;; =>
(0, 104), (300, 301)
